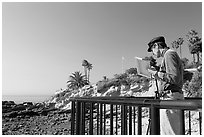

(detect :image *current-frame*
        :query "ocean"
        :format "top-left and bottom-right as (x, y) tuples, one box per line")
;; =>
(2, 95), (52, 104)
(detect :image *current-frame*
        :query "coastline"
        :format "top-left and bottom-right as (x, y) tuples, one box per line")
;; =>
(2, 94), (51, 104)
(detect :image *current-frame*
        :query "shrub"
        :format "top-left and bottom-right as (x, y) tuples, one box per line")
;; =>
(183, 70), (202, 97)
(96, 78), (120, 93)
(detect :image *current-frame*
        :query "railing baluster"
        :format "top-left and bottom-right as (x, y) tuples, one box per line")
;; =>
(110, 104), (113, 135)
(80, 102), (85, 135)
(100, 103), (103, 135)
(199, 111), (202, 135)
(133, 107), (136, 135)
(89, 102), (94, 135)
(138, 106), (142, 135)
(76, 101), (81, 135)
(121, 105), (124, 135)
(97, 103), (99, 135)
(125, 105), (127, 135)
(121, 105), (127, 135)
(180, 109), (185, 135)
(115, 105), (118, 135)
(103, 104), (106, 135)
(129, 106), (132, 135)
(188, 111), (191, 135)
(71, 101), (75, 135)
(150, 104), (160, 135)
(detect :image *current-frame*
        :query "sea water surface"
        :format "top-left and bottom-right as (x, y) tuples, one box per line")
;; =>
(2, 94), (52, 104)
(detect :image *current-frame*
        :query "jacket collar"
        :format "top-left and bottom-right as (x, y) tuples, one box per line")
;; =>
(161, 47), (170, 57)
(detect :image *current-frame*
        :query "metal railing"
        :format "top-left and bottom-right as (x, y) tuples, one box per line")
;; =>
(70, 97), (202, 135)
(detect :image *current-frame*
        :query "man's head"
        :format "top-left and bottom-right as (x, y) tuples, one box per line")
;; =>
(147, 36), (167, 58)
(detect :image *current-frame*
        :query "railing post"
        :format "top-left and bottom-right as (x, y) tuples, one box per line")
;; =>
(89, 102), (94, 135)
(129, 106), (132, 135)
(179, 109), (185, 135)
(150, 104), (160, 135)
(137, 106), (142, 135)
(133, 106), (136, 135)
(71, 101), (75, 135)
(199, 112), (202, 135)
(76, 101), (81, 135)
(133, 107), (136, 135)
(103, 104), (106, 135)
(115, 105), (118, 135)
(110, 104), (113, 135)
(100, 103), (103, 135)
(188, 111), (191, 135)
(121, 105), (127, 135)
(80, 102), (85, 135)
(97, 103), (99, 135)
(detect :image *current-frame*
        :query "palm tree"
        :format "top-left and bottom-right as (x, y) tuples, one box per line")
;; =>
(67, 71), (87, 90)
(87, 62), (93, 84)
(171, 37), (184, 58)
(186, 30), (202, 63)
(191, 41), (202, 63)
(82, 59), (93, 84)
(82, 59), (89, 81)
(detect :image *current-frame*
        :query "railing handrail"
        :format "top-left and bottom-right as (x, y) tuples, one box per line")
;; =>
(70, 96), (202, 110)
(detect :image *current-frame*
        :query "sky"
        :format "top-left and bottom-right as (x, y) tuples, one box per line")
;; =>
(2, 2), (202, 96)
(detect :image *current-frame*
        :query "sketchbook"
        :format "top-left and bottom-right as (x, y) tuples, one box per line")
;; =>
(135, 57), (151, 78)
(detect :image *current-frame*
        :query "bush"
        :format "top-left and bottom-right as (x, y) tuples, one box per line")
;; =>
(183, 70), (202, 97)
(96, 78), (120, 93)
(183, 70), (193, 83)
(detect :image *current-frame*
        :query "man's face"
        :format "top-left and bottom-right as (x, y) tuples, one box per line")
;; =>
(151, 43), (161, 58)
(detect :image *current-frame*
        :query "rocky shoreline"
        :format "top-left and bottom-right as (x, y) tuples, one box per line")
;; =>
(2, 99), (201, 135)
(2, 101), (72, 135)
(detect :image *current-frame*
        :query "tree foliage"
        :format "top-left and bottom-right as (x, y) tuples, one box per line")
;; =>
(67, 71), (88, 90)
(186, 29), (202, 63)
(87, 62), (93, 83)
(183, 70), (202, 97)
(125, 68), (137, 75)
(82, 59), (89, 81)
(82, 59), (93, 84)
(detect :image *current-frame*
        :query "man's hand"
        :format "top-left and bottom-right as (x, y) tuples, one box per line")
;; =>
(148, 68), (161, 80)
(148, 68), (157, 75)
